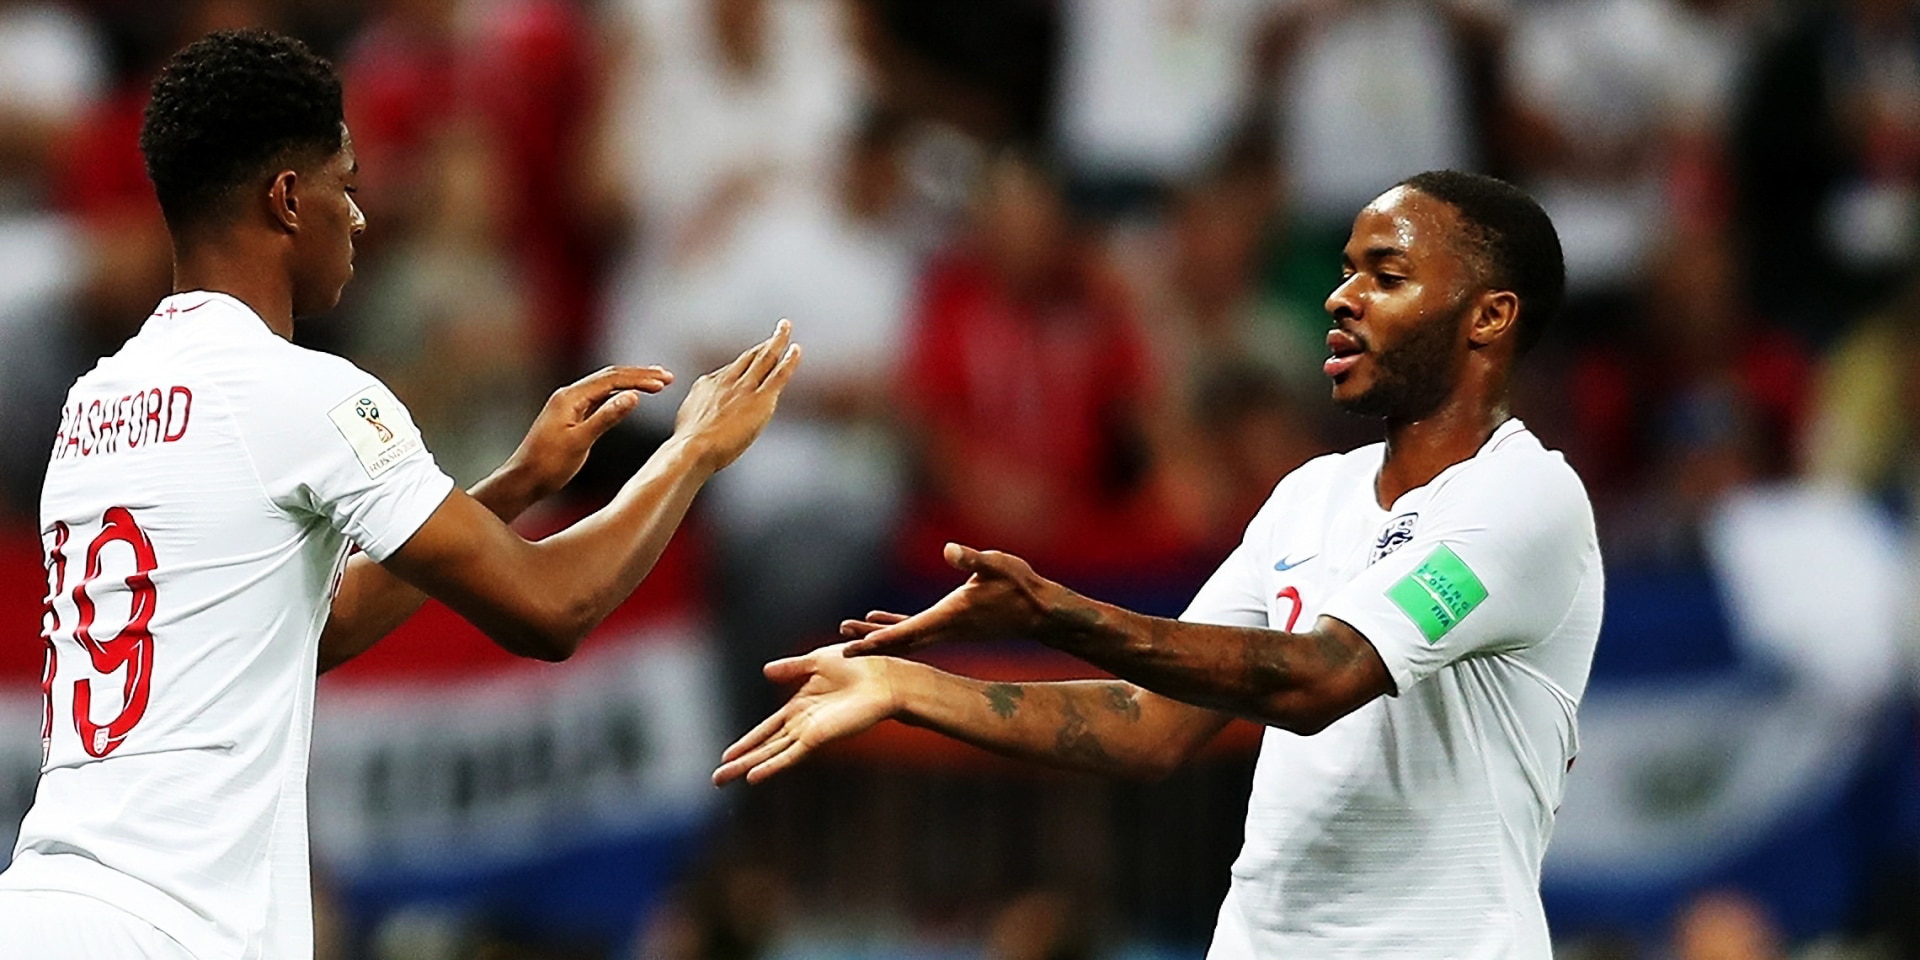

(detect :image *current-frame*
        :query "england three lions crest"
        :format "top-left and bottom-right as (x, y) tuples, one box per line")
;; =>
(1370, 512), (1418, 565)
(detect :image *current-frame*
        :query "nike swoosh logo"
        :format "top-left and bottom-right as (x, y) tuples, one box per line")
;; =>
(1273, 554), (1316, 572)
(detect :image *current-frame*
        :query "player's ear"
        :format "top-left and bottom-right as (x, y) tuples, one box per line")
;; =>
(267, 169), (299, 233)
(1468, 290), (1519, 348)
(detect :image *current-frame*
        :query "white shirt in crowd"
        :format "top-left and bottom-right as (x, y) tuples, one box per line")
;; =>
(1183, 418), (1604, 959)
(1278, 0), (1485, 224)
(1053, 0), (1267, 182)
(0, 291), (454, 959)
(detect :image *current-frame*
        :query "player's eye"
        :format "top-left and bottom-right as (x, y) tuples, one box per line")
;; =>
(1377, 273), (1405, 289)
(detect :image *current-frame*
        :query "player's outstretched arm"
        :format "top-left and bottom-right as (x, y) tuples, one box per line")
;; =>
(843, 543), (1393, 735)
(377, 321), (801, 662)
(712, 640), (1232, 786)
(320, 365), (672, 672)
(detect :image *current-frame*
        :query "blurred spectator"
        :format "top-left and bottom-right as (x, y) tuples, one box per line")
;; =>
(1735, 0), (1920, 342)
(632, 863), (792, 960)
(850, 0), (1058, 145)
(1502, 0), (1763, 338)
(346, 121), (542, 486)
(1259, 0), (1491, 229)
(0, 0), (105, 207)
(1802, 278), (1920, 514)
(313, 870), (349, 960)
(0, 0), (106, 517)
(1670, 890), (1786, 960)
(1564, 228), (1811, 505)
(594, 0), (861, 377)
(896, 153), (1186, 579)
(1112, 156), (1328, 544)
(634, 108), (924, 719)
(1051, 0), (1268, 214)
(1547, 375), (1909, 945)
(343, 0), (604, 369)
(983, 889), (1095, 960)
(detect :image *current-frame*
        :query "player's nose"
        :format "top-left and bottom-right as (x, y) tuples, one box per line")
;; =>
(1325, 276), (1361, 322)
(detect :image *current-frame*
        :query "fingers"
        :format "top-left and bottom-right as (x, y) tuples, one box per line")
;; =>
(713, 731), (793, 786)
(842, 625), (921, 658)
(762, 654), (811, 684)
(713, 733), (808, 787)
(713, 713), (814, 787)
(837, 610), (908, 638)
(943, 541), (982, 572)
(743, 739), (813, 784)
(721, 703), (793, 764)
(760, 343), (801, 394)
(578, 390), (640, 438)
(743, 319), (793, 385)
(943, 542), (1029, 581)
(566, 365), (674, 408)
(720, 318), (789, 382)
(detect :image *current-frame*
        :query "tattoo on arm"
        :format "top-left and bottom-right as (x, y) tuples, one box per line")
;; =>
(1241, 633), (1295, 693)
(1101, 683), (1141, 721)
(984, 683), (1025, 719)
(1313, 626), (1361, 669)
(1054, 695), (1114, 766)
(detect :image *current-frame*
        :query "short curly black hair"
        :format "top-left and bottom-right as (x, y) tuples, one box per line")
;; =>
(1397, 170), (1565, 356)
(140, 28), (344, 233)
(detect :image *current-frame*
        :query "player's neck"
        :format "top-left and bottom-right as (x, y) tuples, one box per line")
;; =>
(171, 242), (296, 340)
(1375, 393), (1510, 509)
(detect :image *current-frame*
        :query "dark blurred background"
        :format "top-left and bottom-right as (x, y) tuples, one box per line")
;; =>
(2, 0), (1920, 957)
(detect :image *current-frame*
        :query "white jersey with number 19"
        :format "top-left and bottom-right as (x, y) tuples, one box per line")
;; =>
(0, 291), (455, 959)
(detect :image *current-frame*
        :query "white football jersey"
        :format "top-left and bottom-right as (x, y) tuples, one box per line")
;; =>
(0, 292), (454, 959)
(1185, 418), (1604, 959)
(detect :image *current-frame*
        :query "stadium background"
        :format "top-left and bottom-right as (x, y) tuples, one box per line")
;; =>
(2, 0), (1920, 956)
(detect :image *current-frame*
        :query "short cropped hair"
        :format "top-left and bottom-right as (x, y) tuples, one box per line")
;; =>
(1397, 170), (1565, 355)
(140, 29), (344, 234)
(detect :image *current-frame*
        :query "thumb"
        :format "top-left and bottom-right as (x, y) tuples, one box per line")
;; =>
(943, 541), (984, 573)
(763, 654), (810, 683)
(581, 390), (640, 438)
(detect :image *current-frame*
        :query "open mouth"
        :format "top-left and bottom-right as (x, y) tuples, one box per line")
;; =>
(1324, 329), (1364, 378)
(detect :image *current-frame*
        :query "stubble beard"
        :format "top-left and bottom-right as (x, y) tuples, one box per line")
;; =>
(1333, 296), (1468, 421)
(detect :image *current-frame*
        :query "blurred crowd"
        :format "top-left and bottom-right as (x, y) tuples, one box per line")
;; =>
(6, 0), (1920, 957)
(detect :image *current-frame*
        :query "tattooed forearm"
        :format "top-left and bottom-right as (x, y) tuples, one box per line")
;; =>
(1053, 696), (1114, 766)
(1313, 625), (1361, 668)
(984, 683), (1025, 719)
(1025, 577), (1388, 728)
(1101, 683), (1141, 721)
(1241, 632), (1296, 693)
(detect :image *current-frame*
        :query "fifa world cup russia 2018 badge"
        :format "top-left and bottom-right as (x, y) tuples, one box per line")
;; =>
(355, 398), (394, 443)
(329, 385), (423, 479)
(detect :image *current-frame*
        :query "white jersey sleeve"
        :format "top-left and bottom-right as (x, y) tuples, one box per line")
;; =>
(239, 354), (454, 561)
(1180, 492), (1289, 629)
(1317, 454), (1595, 695)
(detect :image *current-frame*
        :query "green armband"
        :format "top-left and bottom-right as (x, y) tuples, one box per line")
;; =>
(1384, 545), (1488, 644)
